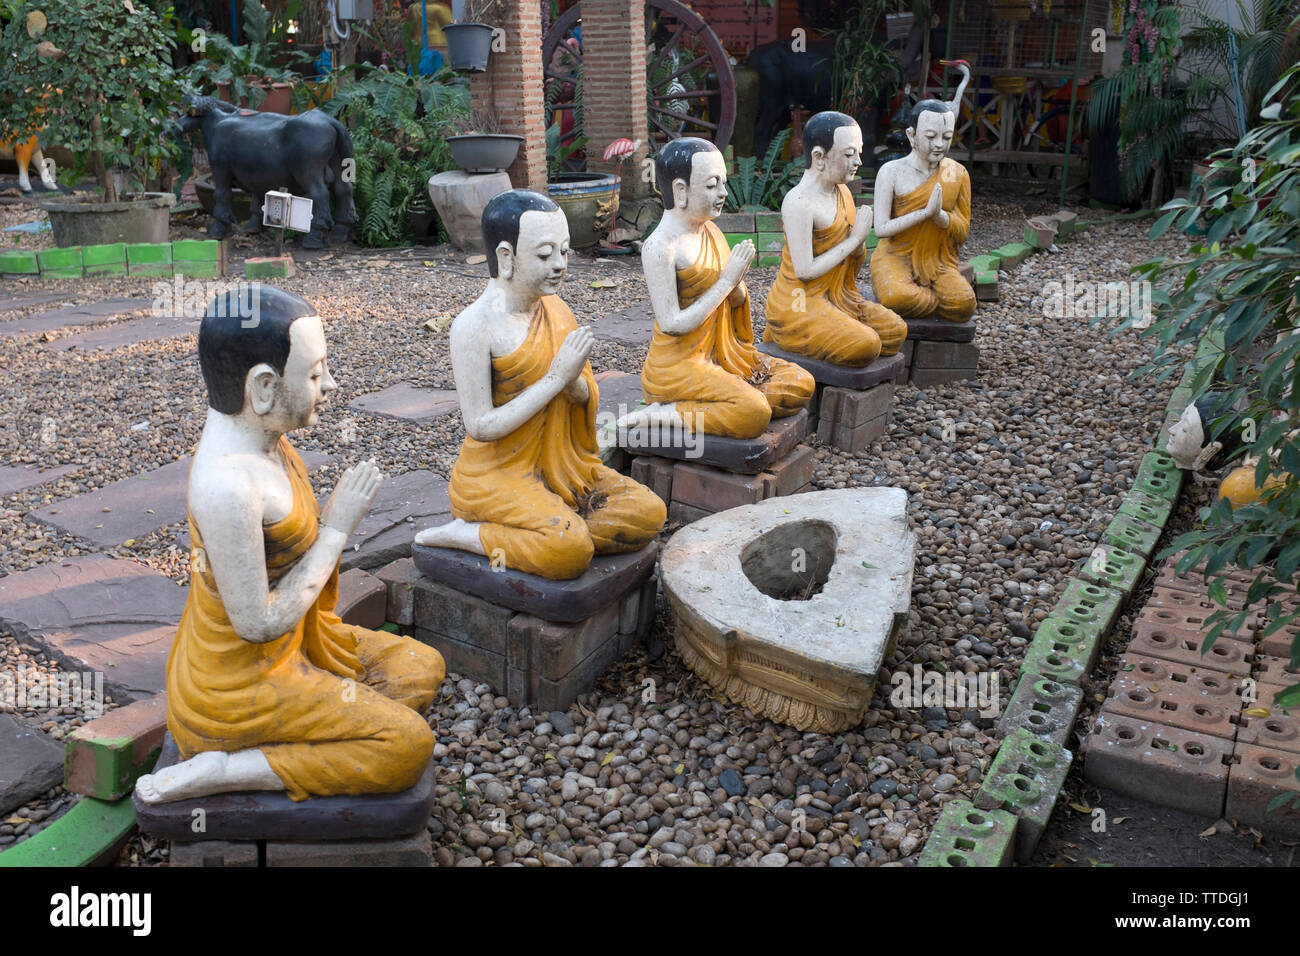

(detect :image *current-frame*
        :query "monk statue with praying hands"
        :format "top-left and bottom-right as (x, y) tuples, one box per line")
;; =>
(414, 189), (665, 581)
(869, 98), (977, 323)
(135, 286), (445, 805)
(765, 111), (907, 365)
(621, 137), (814, 441)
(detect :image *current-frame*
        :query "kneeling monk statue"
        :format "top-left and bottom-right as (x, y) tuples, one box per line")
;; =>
(869, 99), (976, 323)
(414, 189), (665, 581)
(626, 137), (814, 440)
(135, 286), (445, 804)
(765, 111), (907, 365)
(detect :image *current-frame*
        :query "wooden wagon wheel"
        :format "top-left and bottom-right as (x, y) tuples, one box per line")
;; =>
(542, 0), (737, 153)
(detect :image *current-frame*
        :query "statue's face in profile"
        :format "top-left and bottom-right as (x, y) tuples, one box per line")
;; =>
(273, 316), (335, 430)
(679, 149), (728, 220)
(821, 123), (863, 184)
(908, 108), (955, 167)
(509, 209), (570, 297)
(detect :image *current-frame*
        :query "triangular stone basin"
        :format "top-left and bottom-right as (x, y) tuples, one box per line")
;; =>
(661, 488), (914, 733)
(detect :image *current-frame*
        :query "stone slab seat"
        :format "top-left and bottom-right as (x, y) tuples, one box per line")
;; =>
(755, 342), (904, 390)
(902, 316), (976, 342)
(617, 408), (809, 475)
(132, 734), (437, 842)
(411, 541), (658, 624)
(660, 488), (914, 734)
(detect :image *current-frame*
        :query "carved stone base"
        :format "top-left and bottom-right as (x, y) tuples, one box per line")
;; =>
(660, 488), (915, 733)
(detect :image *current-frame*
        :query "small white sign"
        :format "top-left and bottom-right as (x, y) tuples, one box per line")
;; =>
(263, 190), (314, 233)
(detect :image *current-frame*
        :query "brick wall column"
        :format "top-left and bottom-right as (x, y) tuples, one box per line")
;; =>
(579, 0), (650, 201)
(470, 2), (547, 193)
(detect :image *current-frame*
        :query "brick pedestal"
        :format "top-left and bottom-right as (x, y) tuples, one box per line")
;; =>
(470, 3), (546, 191)
(170, 831), (433, 867)
(388, 551), (659, 712)
(755, 343), (899, 453)
(900, 317), (979, 386)
(633, 442), (814, 526)
(815, 383), (893, 452)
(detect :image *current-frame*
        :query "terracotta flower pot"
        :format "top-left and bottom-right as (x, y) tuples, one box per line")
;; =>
(214, 78), (294, 114)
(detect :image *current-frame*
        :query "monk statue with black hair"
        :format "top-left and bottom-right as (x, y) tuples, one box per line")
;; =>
(870, 99), (976, 323)
(414, 189), (665, 581)
(135, 285), (445, 805)
(765, 111), (907, 365)
(623, 136), (814, 440)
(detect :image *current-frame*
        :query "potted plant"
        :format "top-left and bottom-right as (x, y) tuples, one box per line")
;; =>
(187, 0), (306, 114)
(0, 0), (184, 246)
(443, 0), (497, 72)
(447, 107), (523, 173)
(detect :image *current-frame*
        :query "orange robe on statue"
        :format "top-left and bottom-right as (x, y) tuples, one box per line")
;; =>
(449, 295), (665, 581)
(869, 157), (976, 322)
(641, 220), (814, 439)
(167, 436), (444, 802)
(765, 184), (907, 364)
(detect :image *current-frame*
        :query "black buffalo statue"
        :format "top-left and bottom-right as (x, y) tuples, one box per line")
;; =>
(179, 95), (357, 249)
(745, 39), (836, 159)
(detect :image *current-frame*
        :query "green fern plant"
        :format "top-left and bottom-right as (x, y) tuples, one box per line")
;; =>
(323, 65), (468, 247)
(724, 129), (804, 212)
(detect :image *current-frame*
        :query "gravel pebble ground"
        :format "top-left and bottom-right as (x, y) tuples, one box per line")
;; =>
(2, 183), (1190, 865)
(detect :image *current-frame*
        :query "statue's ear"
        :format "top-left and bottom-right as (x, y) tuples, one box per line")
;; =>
(672, 177), (689, 208)
(495, 240), (515, 279)
(810, 145), (827, 169)
(246, 363), (279, 416)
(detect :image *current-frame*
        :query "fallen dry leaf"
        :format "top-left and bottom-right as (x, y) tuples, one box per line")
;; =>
(1198, 824), (1218, 839)
(1068, 803), (1092, 814)
(465, 254), (487, 265)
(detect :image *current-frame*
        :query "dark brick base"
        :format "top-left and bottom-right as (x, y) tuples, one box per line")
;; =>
(390, 556), (659, 712)
(634, 442), (814, 527)
(170, 831), (433, 867)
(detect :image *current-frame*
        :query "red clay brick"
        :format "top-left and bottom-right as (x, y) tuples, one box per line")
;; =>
(670, 461), (772, 511)
(1225, 744), (1300, 838)
(631, 455), (674, 506)
(1100, 678), (1238, 742)
(1135, 600), (1261, 639)
(668, 500), (711, 526)
(65, 693), (168, 800)
(1234, 709), (1300, 755)
(824, 383), (894, 429)
(1127, 625), (1256, 674)
(1083, 710), (1231, 818)
(1256, 655), (1300, 687)
(764, 444), (815, 496)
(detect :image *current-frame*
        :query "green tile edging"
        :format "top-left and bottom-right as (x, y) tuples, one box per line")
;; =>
(922, 293), (1194, 867)
(0, 796), (136, 867)
(3, 240), (225, 281)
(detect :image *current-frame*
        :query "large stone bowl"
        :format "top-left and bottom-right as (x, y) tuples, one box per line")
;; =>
(660, 488), (915, 733)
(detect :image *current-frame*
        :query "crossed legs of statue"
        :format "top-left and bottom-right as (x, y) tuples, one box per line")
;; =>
(136, 628), (442, 803)
(870, 252), (976, 322)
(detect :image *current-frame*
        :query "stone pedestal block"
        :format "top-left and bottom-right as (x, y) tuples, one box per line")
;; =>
(134, 736), (437, 842)
(633, 443), (814, 529)
(815, 383), (893, 453)
(617, 408), (808, 474)
(170, 831), (433, 867)
(411, 570), (658, 712)
(911, 341), (979, 387)
(427, 170), (512, 253)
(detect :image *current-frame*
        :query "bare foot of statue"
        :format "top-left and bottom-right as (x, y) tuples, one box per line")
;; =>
(135, 749), (283, 804)
(615, 402), (687, 432)
(414, 517), (486, 553)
